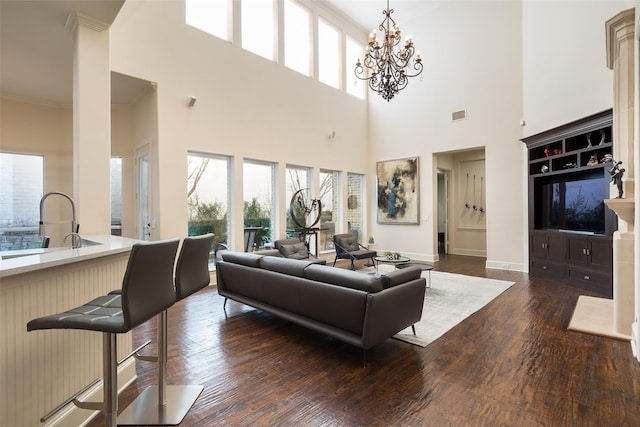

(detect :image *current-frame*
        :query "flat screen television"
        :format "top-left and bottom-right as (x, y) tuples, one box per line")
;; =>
(536, 174), (608, 235)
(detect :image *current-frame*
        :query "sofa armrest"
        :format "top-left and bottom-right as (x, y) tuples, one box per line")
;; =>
(361, 278), (426, 349)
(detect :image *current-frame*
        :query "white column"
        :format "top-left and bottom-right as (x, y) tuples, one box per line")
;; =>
(605, 9), (636, 341)
(66, 13), (111, 235)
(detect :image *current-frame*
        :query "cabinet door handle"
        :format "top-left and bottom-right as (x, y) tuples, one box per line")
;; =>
(584, 275), (590, 280)
(542, 265), (548, 270)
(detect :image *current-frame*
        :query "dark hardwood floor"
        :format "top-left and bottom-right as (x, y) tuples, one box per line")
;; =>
(88, 254), (640, 426)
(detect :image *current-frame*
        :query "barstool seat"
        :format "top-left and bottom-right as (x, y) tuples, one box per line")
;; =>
(27, 239), (180, 427)
(27, 294), (123, 332)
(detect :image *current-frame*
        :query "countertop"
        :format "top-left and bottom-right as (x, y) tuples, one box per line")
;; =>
(0, 235), (142, 279)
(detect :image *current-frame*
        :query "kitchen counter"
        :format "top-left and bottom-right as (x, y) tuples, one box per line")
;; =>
(0, 235), (141, 279)
(0, 235), (143, 427)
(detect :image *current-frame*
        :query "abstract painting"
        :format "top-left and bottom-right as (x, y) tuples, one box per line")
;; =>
(376, 157), (419, 224)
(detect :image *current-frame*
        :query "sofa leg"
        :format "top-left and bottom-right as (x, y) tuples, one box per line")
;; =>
(350, 259), (356, 270)
(223, 297), (228, 309)
(412, 325), (416, 335)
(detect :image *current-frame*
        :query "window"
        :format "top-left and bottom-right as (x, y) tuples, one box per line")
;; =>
(243, 160), (275, 249)
(285, 165), (310, 236)
(319, 169), (340, 251)
(318, 18), (340, 89)
(241, 0), (275, 60)
(187, 153), (231, 267)
(345, 35), (366, 99)
(347, 173), (365, 242)
(110, 157), (122, 236)
(186, 0), (231, 41)
(0, 152), (44, 250)
(284, 0), (311, 76)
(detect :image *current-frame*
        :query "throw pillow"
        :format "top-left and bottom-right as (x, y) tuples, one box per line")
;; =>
(279, 242), (309, 260)
(337, 235), (359, 252)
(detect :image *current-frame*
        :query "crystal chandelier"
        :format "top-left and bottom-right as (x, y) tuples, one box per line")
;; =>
(355, 0), (423, 102)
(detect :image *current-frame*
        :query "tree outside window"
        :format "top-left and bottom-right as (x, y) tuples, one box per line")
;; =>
(187, 153), (230, 264)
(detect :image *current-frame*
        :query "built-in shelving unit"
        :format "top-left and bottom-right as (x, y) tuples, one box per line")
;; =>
(522, 109), (616, 297)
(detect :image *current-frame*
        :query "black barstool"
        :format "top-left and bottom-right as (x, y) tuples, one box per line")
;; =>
(118, 233), (215, 425)
(26, 239), (180, 427)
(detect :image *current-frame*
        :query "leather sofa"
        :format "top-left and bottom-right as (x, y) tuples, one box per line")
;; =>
(216, 252), (426, 350)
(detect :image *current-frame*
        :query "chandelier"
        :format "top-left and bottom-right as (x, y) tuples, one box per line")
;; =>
(355, 0), (423, 102)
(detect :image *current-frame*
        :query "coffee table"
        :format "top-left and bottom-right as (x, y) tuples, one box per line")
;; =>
(374, 255), (410, 270)
(397, 262), (433, 287)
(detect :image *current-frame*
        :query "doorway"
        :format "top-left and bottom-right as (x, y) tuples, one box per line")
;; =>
(437, 169), (449, 254)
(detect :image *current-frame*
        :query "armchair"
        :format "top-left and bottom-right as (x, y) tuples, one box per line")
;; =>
(332, 233), (377, 270)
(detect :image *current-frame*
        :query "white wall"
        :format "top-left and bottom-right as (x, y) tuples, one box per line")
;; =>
(522, 0), (635, 136)
(367, 1), (525, 269)
(109, 0), (369, 247)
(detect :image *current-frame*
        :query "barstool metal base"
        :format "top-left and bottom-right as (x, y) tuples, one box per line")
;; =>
(117, 384), (203, 425)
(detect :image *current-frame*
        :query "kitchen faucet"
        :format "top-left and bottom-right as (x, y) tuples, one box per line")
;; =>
(39, 192), (81, 248)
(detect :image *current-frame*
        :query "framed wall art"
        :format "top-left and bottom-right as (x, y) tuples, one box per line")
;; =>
(376, 156), (419, 224)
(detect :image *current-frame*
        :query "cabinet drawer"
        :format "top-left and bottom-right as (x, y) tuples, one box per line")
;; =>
(530, 259), (564, 276)
(566, 267), (612, 297)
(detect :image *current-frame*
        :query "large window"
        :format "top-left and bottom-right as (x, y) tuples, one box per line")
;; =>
(319, 169), (340, 251)
(0, 152), (44, 250)
(186, 0), (231, 41)
(241, 0), (275, 60)
(347, 173), (365, 242)
(284, 0), (311, 76)
(243, 160), (275, 249)
(345, 35), (366, 99)
(187, 153), (230, 266)
(110, 157), (122, 236)
(318, 18), (340, 89)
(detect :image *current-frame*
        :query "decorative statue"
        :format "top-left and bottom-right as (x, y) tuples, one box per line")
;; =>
(609, 160), (625, 199)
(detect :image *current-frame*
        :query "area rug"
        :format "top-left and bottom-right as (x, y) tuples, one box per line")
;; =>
(363, 266), (515, 347)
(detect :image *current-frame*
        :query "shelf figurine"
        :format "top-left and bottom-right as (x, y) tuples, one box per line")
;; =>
(586, 155), (598, 166)
(609, 160), (625, 199)
(544, 146), (550, 157)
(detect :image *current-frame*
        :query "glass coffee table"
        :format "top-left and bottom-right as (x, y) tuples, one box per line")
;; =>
(396, 262), (433, 288)
(374, 256), (411, 270)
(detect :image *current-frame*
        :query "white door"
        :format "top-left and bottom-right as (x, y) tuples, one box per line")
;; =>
(136, 144), (151, 241)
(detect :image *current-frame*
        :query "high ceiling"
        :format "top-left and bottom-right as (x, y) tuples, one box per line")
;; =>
(0, 0), (433, 105)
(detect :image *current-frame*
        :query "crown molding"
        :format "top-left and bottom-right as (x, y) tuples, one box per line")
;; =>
(605, 8), (635, 70)
(65, 12), (109, 33)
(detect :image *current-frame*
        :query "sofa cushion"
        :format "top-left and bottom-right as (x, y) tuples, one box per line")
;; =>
(304, 264), (384, 292)
(336, 235), (360, 252)
(381, 266), (422, 288)
(221, 251), (263, 267)
(260, 256), (313, 277)
(279, 242), (309, 260)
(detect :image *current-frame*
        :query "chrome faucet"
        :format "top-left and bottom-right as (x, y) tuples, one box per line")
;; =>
(63, 232), (83, 249)
(39, 192), (80, 247)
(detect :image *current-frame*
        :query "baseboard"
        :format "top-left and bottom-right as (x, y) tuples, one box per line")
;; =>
(485, 259), (528, 273)
(448, 248), (486, 257)
(46, 357), (137, 427)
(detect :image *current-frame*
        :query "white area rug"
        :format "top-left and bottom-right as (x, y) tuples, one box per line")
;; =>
(363, 266), (515, 347)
